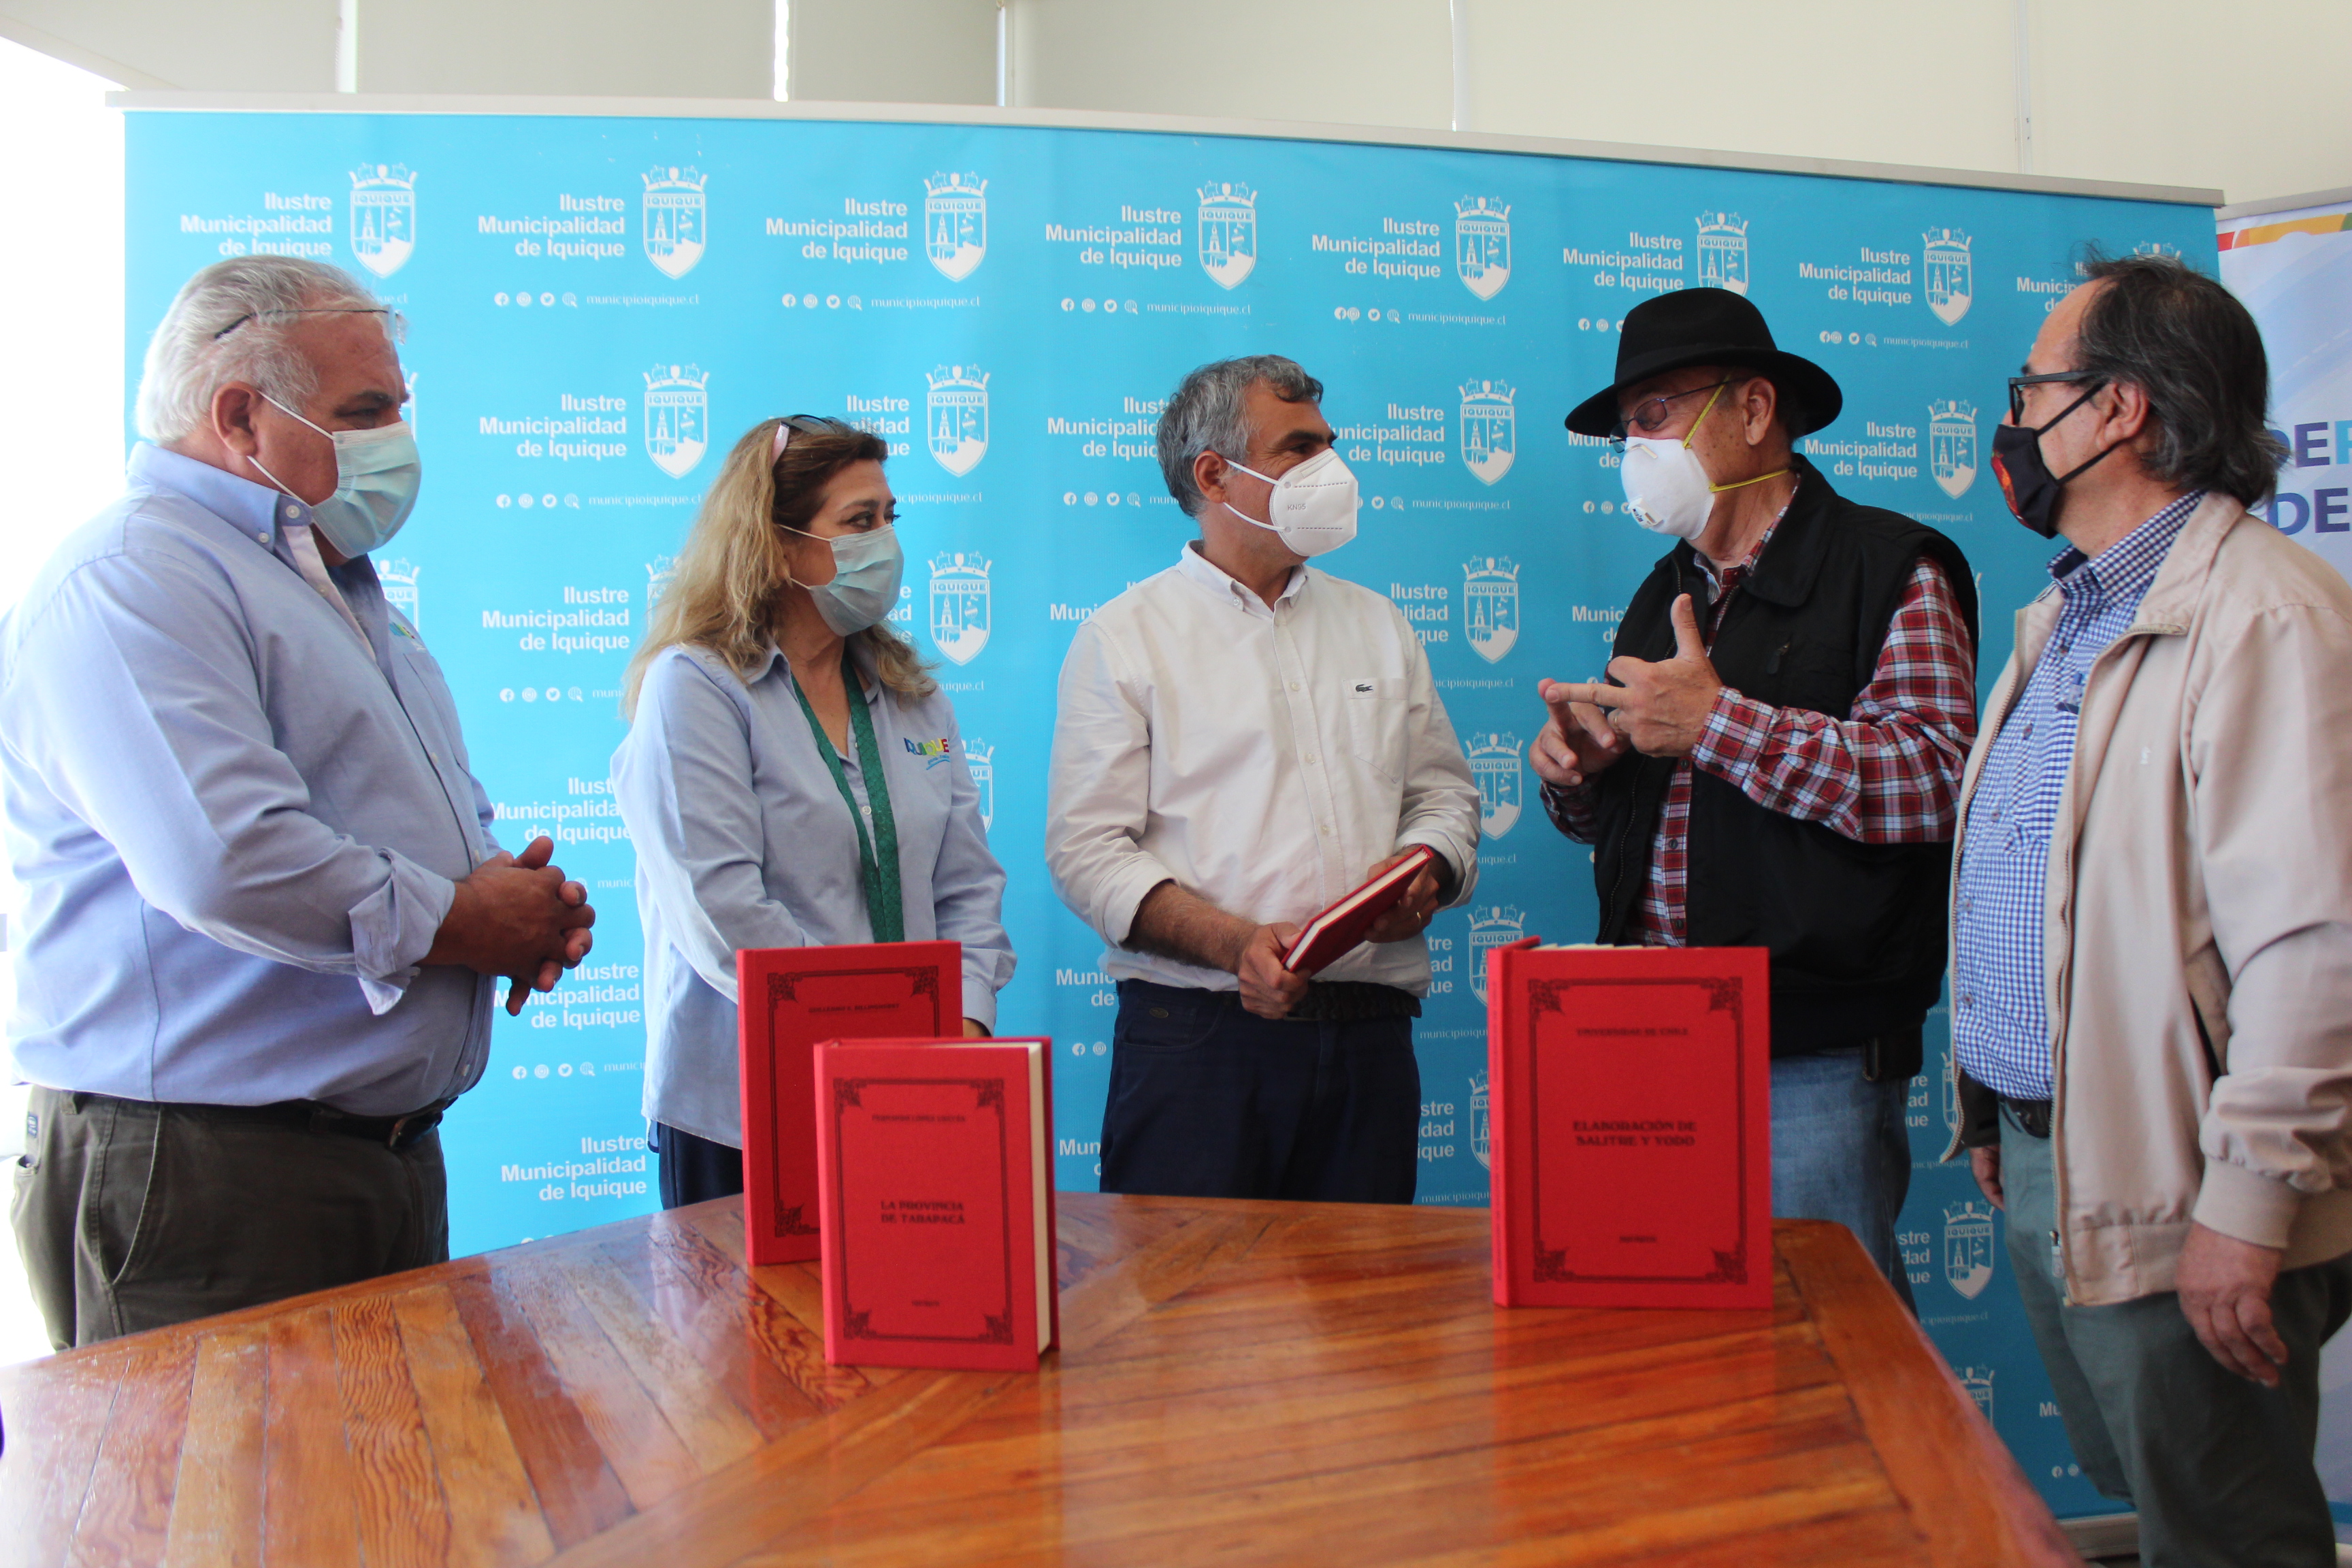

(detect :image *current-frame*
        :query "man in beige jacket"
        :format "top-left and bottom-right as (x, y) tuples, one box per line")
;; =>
(1949, 252), (2352, 1567)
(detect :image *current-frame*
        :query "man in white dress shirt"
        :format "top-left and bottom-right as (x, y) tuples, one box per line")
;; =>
(1047, 355), (1481, 1203)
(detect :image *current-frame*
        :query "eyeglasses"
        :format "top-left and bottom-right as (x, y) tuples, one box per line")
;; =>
(1609, 381), (1731, 450)
(2007, 370), (2102, 425)
(212, 306), (406, 342)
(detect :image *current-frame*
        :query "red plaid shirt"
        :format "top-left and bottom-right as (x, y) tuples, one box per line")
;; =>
(1546, 510), (1977, 945)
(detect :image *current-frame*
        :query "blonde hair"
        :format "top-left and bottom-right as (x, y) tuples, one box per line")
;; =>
(623, 417), (934, 718)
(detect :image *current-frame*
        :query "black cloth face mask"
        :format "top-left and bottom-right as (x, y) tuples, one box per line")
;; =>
(1990, 381), (2117, 539)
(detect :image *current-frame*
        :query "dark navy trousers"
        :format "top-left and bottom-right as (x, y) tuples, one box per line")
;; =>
(651, 1121), (744, 1209)
(1098, 979), (1421, 1204)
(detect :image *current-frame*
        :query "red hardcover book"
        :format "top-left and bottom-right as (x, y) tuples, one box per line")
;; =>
(813, 1039), (1060, 1371)
(1488, 943), (1771, 1310)
(737, 941), (960, 1266)
(1279, 844), (1439, 977)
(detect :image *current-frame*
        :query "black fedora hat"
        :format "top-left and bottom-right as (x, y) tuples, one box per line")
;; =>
(1564, 288), (1842, 439)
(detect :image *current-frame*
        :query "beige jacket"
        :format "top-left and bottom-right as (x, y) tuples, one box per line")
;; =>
(1944, 493), (2352, 1306)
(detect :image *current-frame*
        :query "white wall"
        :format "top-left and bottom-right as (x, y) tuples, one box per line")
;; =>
(4, 2), (2350, 221)
(1005, 0), (1452, 131)
(789, 0), (996, 105)
(363, 0), (770, 97)
(1450, 0), (2352, 203)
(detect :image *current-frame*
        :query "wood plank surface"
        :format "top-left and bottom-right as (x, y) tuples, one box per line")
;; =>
(0, 1196), (2075, 1567)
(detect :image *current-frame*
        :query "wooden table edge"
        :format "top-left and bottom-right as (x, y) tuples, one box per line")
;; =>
(1776, 1219), (2078, 1568)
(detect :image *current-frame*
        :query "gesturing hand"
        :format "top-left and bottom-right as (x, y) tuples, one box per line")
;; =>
(1557, 593), (1725, 760)
(1236, 922), (1309, 1019)
(2178, 1222), (2289, 1386)
(1529, 677), (1629, 788)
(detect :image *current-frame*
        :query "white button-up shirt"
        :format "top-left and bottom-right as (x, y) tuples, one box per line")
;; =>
(1047, 542), (1480, 994)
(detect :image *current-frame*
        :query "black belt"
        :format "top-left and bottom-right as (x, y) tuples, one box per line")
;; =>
(2000, 1096), (2053, 1139)
(74, 1092), (451, 1152)
(1287, 981), (1422, 1022)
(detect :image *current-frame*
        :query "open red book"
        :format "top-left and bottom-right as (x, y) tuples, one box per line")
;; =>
(1280, 845), (1438, 977)
(814, 1038), (1059, 1371)
(737, 941), (960, 1266)
(1487, 941), (1771, 1310)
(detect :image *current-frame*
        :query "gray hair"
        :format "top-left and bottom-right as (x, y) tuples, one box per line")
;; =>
(1156, 355), (1326, 517)
(136, 257), (385, 444)
(2074, 250), (2289, 506)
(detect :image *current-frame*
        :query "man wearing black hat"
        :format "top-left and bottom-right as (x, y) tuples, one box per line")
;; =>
(1532, 287), (1979, 1300)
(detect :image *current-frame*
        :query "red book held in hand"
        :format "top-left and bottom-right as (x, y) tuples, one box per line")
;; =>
(814, 1038), (1060, 1371)
(1487, 941), (1771, 1310)
(737, 941), (960, 1266)
(1281, 845), (1438, 977)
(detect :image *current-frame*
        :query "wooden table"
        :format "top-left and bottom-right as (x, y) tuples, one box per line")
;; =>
(0, 1194), (2076, 1567)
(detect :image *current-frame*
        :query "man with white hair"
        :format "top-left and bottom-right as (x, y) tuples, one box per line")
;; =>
(3, 256), (595, 1347)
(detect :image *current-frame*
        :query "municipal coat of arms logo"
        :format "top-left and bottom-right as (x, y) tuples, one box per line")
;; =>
(1198, 182), (1258, 290)
(1929, 400), (1979, 499)
(1944, 1201), (1996, 1299)
(928, 553), (991, 665)
(349, 164), (416, 278)
(1959, 1366), (1995, 1421)
(1468, 734), (1524, 838)
(1463, 556), (1520, 664)
(1467, 905), (1525, 1005)
(643, 364), (709, 479)
(378, 558), (421, 632)
(646, 555), (679, 607)
(964, 739), (996, 830)
(1455, 197), (1511, 300)
(1696, 211), (1749, 296)
(1469, 1071), (1492, 1171)
(925, 172), (987, 282)
(1923, 228), (1972, 325)
(926, 364), (990, 476)
(642, 167), (706, 279)
(1459, 380), (1516, 486)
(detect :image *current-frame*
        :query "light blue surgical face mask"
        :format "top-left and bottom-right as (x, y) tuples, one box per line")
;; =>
(783, 523), (904, 636)
(250, 393), (422, 557)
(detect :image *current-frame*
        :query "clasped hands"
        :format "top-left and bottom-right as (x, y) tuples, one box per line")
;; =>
(423, 835), (598, 1015)
(1529, 593), (1723, 787)
(1235, 849), (1443, 1019)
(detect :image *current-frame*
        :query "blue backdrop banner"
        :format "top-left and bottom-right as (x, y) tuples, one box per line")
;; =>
(122, 105), (2215, 1516)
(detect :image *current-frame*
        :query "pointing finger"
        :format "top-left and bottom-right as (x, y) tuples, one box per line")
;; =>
(1582, 681), (1629, 709)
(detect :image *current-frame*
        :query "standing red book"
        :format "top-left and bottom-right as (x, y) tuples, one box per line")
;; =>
(813, 1039), (1060, 1371)
(1487, 942), (1771, 1309)
(736, 941), (960, 1266)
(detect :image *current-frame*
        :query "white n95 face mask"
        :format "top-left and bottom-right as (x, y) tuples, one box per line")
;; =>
(1618, 437), (1717, 540)
(252, 393), (422, 556)
(1617, 381), (1786, 541)
(1221, 446), (1360, 557)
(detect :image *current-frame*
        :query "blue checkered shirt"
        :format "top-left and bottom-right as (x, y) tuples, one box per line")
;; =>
(1951, 491), (2206, 1100)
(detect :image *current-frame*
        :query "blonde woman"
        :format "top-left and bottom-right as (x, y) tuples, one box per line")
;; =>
(613, 416), (1014, 1207)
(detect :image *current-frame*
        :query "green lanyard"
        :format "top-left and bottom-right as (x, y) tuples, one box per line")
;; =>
(787, 647), (905, 943)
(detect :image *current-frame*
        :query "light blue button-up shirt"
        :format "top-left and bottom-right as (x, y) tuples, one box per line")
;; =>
(1, 444), (500, 1116)
(612, 641), (1016, 1147)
